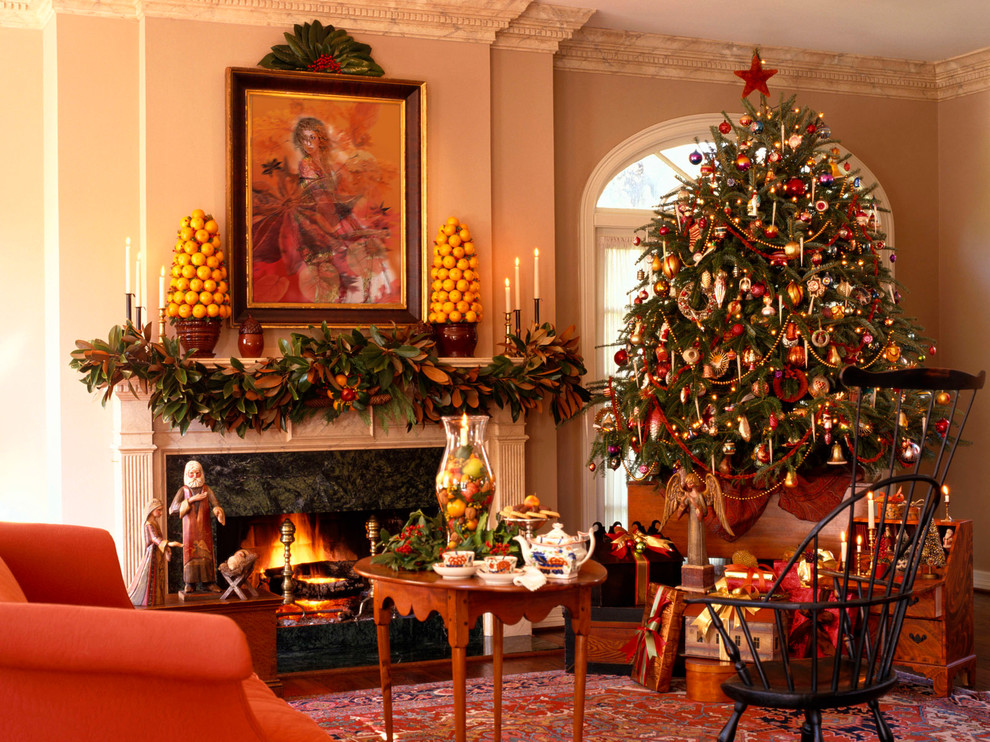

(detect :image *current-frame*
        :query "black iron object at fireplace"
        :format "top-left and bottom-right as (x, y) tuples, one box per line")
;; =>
(265, 560), (367, 600)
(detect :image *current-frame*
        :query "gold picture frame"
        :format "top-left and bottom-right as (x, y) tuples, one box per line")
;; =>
(226, 67), (426, 327)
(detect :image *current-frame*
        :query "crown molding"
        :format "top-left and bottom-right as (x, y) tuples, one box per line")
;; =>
(935, 47), (990, 101)
(3, 1), (989, 101)
(555, 28), (943, 101)
(493, 2), (594, 53)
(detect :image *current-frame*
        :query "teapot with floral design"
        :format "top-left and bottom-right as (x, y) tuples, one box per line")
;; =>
(513, 522), (595, 580)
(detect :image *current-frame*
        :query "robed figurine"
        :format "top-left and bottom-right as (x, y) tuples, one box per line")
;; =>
(127, 498), (181, 606)
(169, 460), (225, 595)
(657, 470), (734, 592)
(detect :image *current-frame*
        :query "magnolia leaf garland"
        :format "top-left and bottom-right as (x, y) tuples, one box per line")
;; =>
(258, 20), (385, 76)
(70, 322), (590, 437)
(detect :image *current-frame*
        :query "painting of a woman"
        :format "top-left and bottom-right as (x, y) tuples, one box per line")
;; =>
(249, 97), (402, 307)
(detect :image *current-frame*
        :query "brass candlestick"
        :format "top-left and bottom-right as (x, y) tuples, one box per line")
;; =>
(503, 312), (520, 356)
(280, 518), (296, 606)
(158, 307), (167, 343)
(365, 514), (381, 556)
(867, 525), (876, 573)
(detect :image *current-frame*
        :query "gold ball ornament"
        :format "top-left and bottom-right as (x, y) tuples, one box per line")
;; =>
(651, 256), (662, 273)
(662, 254), (682, 280)
(654, 279), (669, 295)
(786, 281), (805, 307)
(884, 344), (902, 363)
(936, 392), (951, 405)
(783, 241), (801, 259)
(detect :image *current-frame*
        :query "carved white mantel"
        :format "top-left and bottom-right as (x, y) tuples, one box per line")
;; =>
(111, 375), (528, 581)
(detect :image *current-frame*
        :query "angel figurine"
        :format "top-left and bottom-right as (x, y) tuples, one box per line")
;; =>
(658, 470), (735, 591)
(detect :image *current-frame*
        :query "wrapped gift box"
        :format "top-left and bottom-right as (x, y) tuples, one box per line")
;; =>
(724, 564), (777, 594)
(682, 601), (788, 663)
(627, 584), (686, 692)
(590, 523), (682, 607)
(563, 605), (644, 675)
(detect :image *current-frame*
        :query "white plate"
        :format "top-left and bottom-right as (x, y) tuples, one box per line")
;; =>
(475, 569), (522, 585)
(432, 563), (478, 579)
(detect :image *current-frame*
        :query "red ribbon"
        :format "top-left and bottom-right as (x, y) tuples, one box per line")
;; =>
(724, 563), (776, 593)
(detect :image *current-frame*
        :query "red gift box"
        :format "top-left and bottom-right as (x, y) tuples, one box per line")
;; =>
(724, 564), (777, 594)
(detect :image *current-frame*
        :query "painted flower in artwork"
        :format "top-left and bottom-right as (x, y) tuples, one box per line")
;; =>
(249, 98), (401, 307)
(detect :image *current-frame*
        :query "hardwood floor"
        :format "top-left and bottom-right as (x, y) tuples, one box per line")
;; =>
(282, 590), (990, 697)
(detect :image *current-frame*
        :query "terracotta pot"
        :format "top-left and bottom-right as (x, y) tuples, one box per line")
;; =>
(174, 318), (222, 358)
(237, 315), (264, 358)
(432, 323), (478, 358)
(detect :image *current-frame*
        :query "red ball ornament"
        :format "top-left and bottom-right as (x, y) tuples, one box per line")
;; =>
(784, 177), (807, 197)
(658, 226), (671, 236)
(935, 419), (950, 436)
(719, 121), (732, 134)
(763, 224), (780, 238)
(731, 323), (745, 336)
(633, 236), (641, 246)
(739, 114), (753, 127)
(928, 345), (937, 356)
(588, 462), (597, 472)
(614, 348), (629, 366)
(806, 123), (817, 134)
(843, 162), (851, 171)
(750, 283), (766, 299)
(736, 154), (752, 171)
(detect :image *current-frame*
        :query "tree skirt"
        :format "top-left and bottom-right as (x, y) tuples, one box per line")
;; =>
(289, 670), (990, 741)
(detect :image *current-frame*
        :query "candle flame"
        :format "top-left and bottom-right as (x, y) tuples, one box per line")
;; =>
(515, 257), (520, 267)
(534, 247), (540, 257)
(505, 277), (510, 287)
(840, 530), (846, 542)
(941, 485), (950, 496)
(856, 534), (863, 545)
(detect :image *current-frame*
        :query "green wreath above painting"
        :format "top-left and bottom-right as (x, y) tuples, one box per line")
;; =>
(258, 20), (385, 76)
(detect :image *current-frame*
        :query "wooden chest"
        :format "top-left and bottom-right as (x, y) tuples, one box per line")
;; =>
(564, 605), (642, 675)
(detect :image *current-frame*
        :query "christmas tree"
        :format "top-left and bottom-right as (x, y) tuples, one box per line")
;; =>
(589, 53), (939, 497)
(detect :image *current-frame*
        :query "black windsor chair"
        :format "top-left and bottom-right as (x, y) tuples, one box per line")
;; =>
(687, 365), (984, 742)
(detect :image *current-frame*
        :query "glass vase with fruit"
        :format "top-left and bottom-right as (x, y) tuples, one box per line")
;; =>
(436, 414), (495, 549)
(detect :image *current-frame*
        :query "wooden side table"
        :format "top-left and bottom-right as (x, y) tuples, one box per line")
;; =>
(354, 558), (607, 742)
(142, 589), (283, 695)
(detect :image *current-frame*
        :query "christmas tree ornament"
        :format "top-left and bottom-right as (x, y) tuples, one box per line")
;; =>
(681, 347), (701, 365)
(787, 346), (806, 366)
(928, 345), (937, 356)
(787, 133), (804, 149)
(787, 281), (805, 306)
(588, 462), (597, 472)
(654, 279), (669, 295)
(884, 344), (902, 363)
(734, 52), (778, 97)
(810, 328), (830, 347)
(784, 177), (806, 196)
(755, 443), (771, 463)
(718, 120), (732, 134)
(739, 275), (752, 292)
(935, 418), (950, 436)
(898, 440), (921, 465)
(614, 348), (629, 366)
(651, 256), (662, 272)
(739, 114), (753, 126)
(783, 240), (801, 259)
(920, 522), (946, 568)
(751, 283), (766, 298)
(662, 254), (682, 279)
(689, 150), (703, 165)
(827, 346), (842, 365)
(736, 154), (752, 171)
(936, 392), (951, 405)
(608, 457), (622, 470)
(722, 441), (736, 455)
(809, 375), (830, 398)
(819, 172), (834, 185)
(814, 199), (829, 212)
(784, 470), (798, 488)
(739, 416), (752, 441)
(764, 223), (780, 238)
(634, 236), (642, 245)
(761, 296), (775, 316)
(827, 442), (848, 465)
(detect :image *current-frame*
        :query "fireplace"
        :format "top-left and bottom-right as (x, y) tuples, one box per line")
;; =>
(111, 376), (528, 669)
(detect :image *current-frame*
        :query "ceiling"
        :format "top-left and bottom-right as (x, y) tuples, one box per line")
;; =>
(548, 0), (990, 63)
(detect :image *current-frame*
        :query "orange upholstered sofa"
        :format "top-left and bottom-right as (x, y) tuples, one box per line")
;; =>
(0, 522), (327, 741)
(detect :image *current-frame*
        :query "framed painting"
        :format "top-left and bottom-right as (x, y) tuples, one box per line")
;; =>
(227, 67), (426, 327)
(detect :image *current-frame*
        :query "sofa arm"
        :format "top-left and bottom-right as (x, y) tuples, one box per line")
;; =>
(0, 522), (132, 607)
(0, 602), (272, 741)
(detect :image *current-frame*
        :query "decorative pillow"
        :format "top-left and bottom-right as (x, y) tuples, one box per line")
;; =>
(0, 555), (28, 602)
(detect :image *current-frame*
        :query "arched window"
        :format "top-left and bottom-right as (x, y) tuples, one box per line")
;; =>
(578, 115), (895, 529)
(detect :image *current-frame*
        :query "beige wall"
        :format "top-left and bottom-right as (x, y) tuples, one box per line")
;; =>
(937, 88), (990, 572)
(0, 28), (47, 520)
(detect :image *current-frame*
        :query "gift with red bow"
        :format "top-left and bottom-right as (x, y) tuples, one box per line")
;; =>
(622, 583), (686, 691)
(591, 522), (682, 606)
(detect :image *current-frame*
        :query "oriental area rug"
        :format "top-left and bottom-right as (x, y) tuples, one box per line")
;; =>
(289, 669), (990, 741)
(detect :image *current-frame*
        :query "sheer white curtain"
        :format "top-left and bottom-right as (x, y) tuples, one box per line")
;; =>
(596, 229), (644, 527)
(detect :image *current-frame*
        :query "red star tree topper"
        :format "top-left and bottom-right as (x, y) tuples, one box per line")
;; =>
(734, 51), (778, 97)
